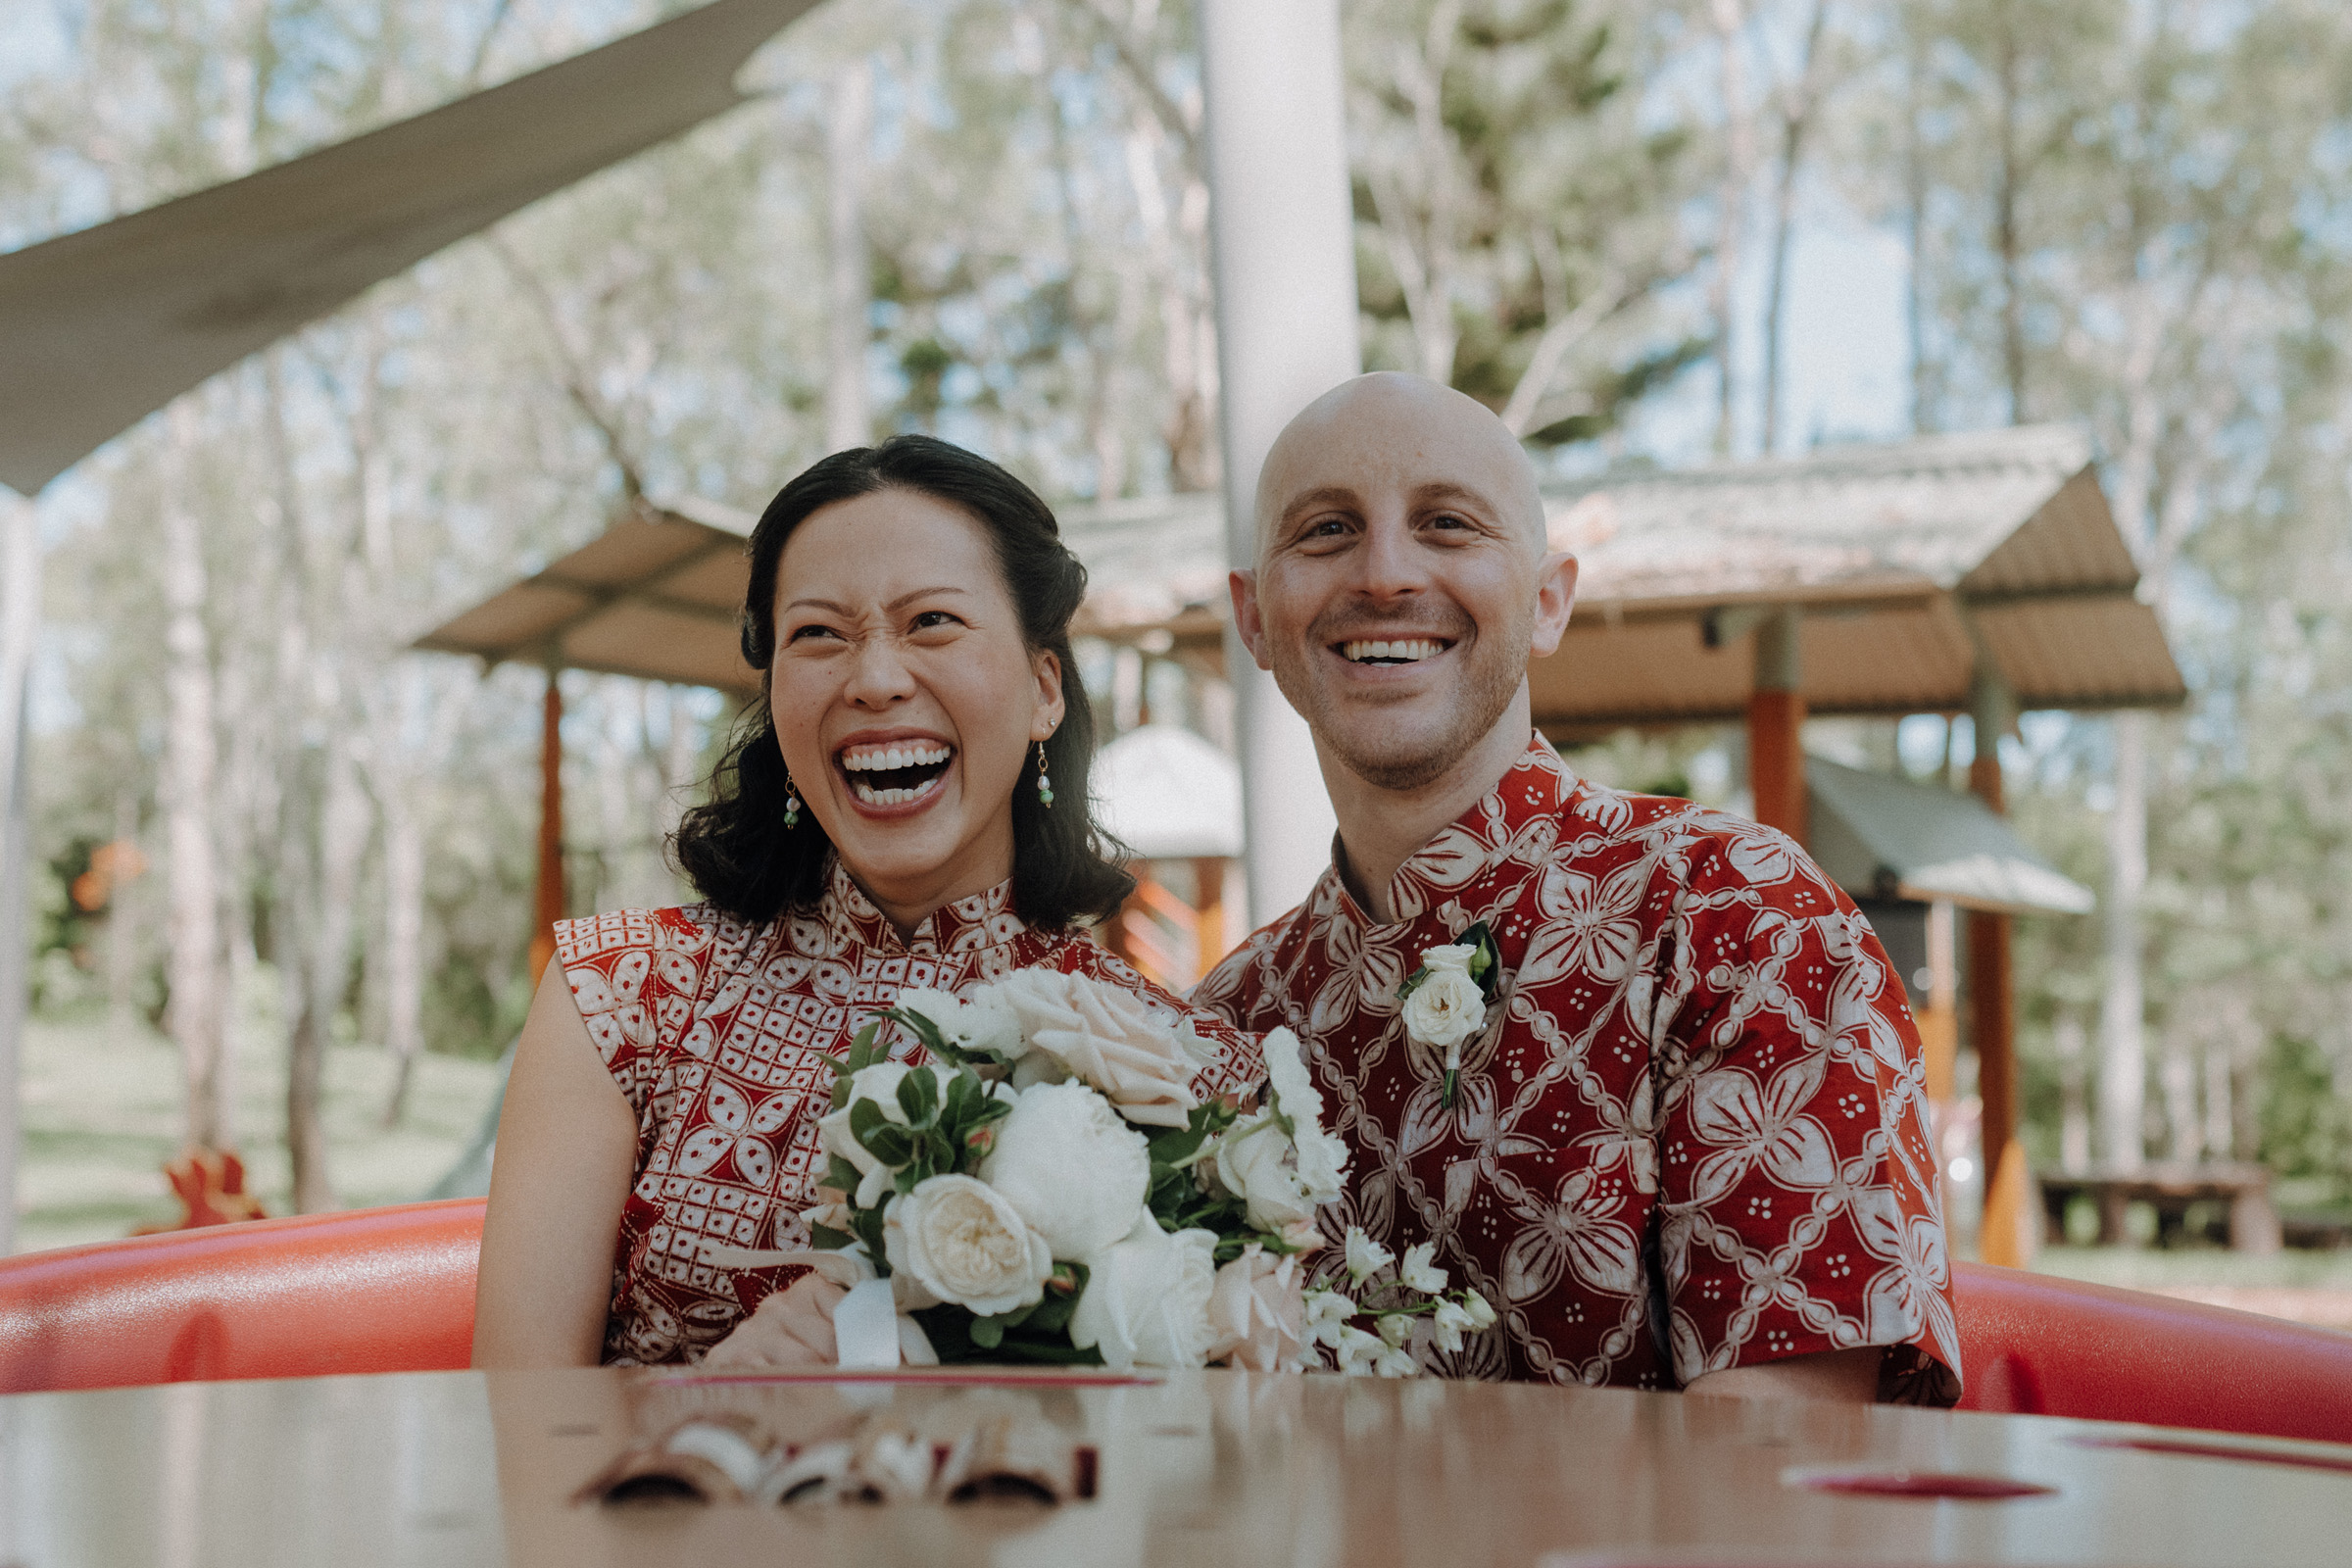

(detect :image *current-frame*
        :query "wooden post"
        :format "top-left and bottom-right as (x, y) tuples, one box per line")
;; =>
(1968, 664), (2029, 1267)
(1193, 856), (1229, 980)
(1747, 608), (1807, 845)
(529, 669), (565, 985)
(1919, 899), (1959, 1102)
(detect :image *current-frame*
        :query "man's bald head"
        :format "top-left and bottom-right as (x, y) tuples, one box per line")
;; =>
(1254, 372), (1547, 567)
(1230, 370), (1577, 800)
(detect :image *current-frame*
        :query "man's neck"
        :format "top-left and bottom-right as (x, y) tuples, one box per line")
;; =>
(1321, 695), (1536, 925)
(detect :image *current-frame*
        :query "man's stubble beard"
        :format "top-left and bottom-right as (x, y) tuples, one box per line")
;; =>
(1269, 597), (1535, 794)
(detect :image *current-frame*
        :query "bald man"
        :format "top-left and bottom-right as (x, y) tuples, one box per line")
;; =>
(1194, 374), (1960, 1403)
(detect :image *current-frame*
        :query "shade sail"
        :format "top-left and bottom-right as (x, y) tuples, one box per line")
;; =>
(1533, 425), (2187, 736)
(1806, 756), (2094, 916)
(1093, 723), (1244, 859)
(414, 496), (760, 692)
(0, 0), (818, 497)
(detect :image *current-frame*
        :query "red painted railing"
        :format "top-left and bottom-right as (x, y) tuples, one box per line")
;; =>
(5, 1200), (2352, 1451)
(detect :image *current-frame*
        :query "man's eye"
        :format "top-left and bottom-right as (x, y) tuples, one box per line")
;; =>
(1430, 513), (1473, 530)
(1301, 516), (1351, 541)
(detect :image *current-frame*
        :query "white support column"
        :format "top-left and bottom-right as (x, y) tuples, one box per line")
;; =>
(1200, 0), (1357, 928)
(0, 492), (39, 1255)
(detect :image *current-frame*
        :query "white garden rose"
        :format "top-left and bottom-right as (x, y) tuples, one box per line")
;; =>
(897, 984), (1025, 1060)
(1260, 1027), (1348, 1201)
(1204, 1245), (1308, 1372)
(1400, 964), (1486, 1051)
(979, 1082), (1152, 1261)
(989, 968), (1201, 1126)
(1212, 1111), (1318, 1234)
(882, 1174), (1054, 1316)
(1069, 1213), (1218, 1371)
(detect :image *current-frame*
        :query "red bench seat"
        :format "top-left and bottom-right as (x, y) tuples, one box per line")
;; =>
(5, 1200), (2352, 1451)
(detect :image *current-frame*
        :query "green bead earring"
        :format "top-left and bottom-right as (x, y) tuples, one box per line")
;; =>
(783, 770), (802, 829)
(1036, 740), (1054, 808)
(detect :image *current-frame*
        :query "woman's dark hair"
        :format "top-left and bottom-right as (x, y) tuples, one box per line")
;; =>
(672, 434), (1132, 930)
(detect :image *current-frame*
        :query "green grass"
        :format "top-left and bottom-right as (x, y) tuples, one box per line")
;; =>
(15, 1009), (502, 1254)
(2032, 1245), (2352, 1292)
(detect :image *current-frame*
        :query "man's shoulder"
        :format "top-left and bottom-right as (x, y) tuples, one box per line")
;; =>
(1550, 783), (1831, 897)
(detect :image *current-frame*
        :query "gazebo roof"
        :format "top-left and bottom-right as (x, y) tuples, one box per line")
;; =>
(414, 495), (760, 691)
(1535, 424), (2185, 737)
(1806, 756), (2094, 916)
(1093, 723), (1244, 859)
(0, 0), (816, 498)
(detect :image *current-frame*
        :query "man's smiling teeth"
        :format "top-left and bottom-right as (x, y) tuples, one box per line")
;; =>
(840, 742), (953, 771)
(1342, 639), (1445, 664)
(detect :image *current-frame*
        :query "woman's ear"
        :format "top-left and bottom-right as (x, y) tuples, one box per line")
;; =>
(1031, 649), (1066, 740)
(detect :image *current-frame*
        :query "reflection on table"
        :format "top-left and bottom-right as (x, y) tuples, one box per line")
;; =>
(4, 1365), (2349, 1567)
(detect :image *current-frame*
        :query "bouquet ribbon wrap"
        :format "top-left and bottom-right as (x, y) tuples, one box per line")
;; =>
(706, 1246), (936, 1369)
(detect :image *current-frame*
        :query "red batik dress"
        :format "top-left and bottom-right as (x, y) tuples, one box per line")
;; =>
(556, 862), (1267, 1366)
(1194, 735), (1961, 1401)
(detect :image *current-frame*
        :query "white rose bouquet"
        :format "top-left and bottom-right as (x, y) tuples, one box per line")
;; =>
(805, 972), (1348, 1373)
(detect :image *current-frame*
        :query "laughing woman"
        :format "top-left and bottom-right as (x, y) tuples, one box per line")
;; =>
(473, 436), (1264, 1367)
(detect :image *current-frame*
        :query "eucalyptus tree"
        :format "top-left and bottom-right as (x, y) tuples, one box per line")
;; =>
(1345, 0), (1707, 448)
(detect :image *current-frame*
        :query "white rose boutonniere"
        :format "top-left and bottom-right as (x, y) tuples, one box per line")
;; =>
(1396, 922), (1500, 1108)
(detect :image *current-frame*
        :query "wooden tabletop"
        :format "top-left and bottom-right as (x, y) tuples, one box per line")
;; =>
(3, 1366), (2346, 1567)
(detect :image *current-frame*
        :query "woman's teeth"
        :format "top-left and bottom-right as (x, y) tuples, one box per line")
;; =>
(1343, 639), (1444, 664)
(839, 741), (954, 807)
(841, 743), (953, 771)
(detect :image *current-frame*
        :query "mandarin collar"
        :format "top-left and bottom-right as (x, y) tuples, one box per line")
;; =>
(818, 858), (1022, 956)
(1320, 733), (1580, 935)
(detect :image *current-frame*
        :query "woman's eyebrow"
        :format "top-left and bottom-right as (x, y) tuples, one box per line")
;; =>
(781, 586), (969, 614)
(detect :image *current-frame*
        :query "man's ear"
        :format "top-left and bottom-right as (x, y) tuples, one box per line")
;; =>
(1529, 551), (1578, 660)
(1229, 568), (1275, 672)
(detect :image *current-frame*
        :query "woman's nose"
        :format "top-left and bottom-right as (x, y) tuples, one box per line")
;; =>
(842, 635), (917, 708)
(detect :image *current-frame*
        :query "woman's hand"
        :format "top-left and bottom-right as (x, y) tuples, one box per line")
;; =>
(703, 1273), (848, 1369)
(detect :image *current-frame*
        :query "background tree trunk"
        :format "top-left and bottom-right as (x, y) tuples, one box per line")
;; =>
(825, 57), (873, 455)
(162, 404), (226, 1152)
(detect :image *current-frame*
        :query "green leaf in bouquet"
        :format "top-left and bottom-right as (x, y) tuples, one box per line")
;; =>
(848, 1096), (887, 1145)
(848, 1019), (885, 1073)
(1022, 1262), (1087, 1336)
(968, 1094), (1013, 1128)
(808, 1223), (855, 1250)
(940, 1068), (976, 1126)
(911, 1304), (1106, 1367)
(822, 1154), (862, 1195)
(859, 1119), (916, 1168)
(924, 1128), (957, 1174)
(898, 1060), (943, 1126)
(968, 1314), (1005, 1349)
(850, 1206), (890, 1274)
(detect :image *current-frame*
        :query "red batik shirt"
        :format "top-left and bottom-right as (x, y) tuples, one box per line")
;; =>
(1195, 735), (1961, 1401)
(557, 863), (1267, 1366)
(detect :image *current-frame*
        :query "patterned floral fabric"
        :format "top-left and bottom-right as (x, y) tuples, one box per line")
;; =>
(1194, 735), (1961, 1402)
(557, 862), (1267, 1366)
